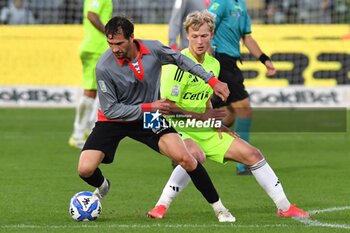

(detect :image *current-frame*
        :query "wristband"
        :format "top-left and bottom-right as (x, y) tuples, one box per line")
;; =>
(258, 53), (270, 64)
(141, 103), (152, 112)
(170, 44), (180, 51)
(207, 77), (219, 88)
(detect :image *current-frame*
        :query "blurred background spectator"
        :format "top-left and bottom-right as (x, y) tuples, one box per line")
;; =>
(264, 0), (338, 24)
(297, 0), (334, 24)
(58, 0), (82, 24)
(0, 0), (36, 24)
(264, 0), (298, 24)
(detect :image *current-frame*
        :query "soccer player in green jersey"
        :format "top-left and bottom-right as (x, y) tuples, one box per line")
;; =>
(147, 10), (309, 220)
(69, 0), (113, 149)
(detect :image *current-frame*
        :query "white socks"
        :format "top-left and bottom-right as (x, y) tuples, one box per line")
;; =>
(156, 165), (190, 208)
(72, 95), (95, 139)
(155, 159), (291, 212)
(155, 165), (228, 214)
(211, 198), (228, 214)
(250, 159), (291, 211)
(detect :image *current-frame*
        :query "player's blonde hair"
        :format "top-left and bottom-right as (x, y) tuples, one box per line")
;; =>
(183, 10), (215, 33)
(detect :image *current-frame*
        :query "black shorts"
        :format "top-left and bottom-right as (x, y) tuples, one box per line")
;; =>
(82, 118), (177, 164)
(211, 53), (249, 108)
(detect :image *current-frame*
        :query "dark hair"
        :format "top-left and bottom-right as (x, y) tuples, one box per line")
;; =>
(105, 16), (134, 39)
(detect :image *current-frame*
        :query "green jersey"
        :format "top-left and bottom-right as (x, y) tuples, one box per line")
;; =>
(80, 0), (113, 54)
(161, 49), (233, 162)
(161, 48), (220, 114)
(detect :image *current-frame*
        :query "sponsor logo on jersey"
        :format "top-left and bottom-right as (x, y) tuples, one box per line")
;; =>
(183, 91), (210, 100)
(189, 74), (199, 83)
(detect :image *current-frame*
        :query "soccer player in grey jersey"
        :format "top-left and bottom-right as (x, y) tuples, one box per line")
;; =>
(77, 16), (232, 221)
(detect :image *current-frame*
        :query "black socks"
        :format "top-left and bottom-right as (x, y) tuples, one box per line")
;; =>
(79, 167), (104, 188)
(187, 162), (219, 204)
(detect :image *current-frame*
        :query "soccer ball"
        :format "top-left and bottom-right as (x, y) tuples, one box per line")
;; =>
(69, 191), (102, 221)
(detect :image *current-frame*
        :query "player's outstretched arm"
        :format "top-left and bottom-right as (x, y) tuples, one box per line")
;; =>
(243, 35), (276, 77)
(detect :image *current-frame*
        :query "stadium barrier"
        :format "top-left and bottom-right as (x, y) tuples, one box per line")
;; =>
(0, 24), (349, 107)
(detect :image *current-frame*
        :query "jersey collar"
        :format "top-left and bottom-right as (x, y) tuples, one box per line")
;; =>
(115, 39), (151, 65)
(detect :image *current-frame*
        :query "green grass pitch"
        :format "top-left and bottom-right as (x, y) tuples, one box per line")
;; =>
(0, 108), (349, 233)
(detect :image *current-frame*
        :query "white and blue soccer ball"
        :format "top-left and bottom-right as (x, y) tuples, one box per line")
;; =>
(69, 191), (102, 221)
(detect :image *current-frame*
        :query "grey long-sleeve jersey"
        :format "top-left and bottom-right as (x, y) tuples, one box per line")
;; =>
(96, 39), (214, 121)
(168, 0), (207, 49)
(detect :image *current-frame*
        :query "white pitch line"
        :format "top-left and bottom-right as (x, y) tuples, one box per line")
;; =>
(293, 206), (350, 229)
(2, 206), (349, 230)
(0, 223), (288, 229)
(308, 206), (350, 215)
(295, 218), (350, 229)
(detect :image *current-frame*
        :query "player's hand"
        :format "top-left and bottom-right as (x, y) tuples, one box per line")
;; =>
(265, 60), (276, 77)
(151, 99), (170, 115)
(200, 108), (226, 121)
(216, 125), (240, 139)
(212, 81), (230, 102)
(163, 99), (176, 107)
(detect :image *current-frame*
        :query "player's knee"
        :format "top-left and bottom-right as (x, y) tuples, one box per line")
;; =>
(177, 154), (196, 171)
(188, 148), (206, 164)
(196, 151), (206, 164)
(78, 164), (95, 178)
(245, 148), (264, 166)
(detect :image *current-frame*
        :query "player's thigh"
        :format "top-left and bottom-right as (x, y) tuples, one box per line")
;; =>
(127, 121), (177, 154)
(197, 132), (233, 164)
(158, 133), (196, 168)
(83, 122), (126, 164)
(183, 138), (206, 164)
(158, 133), (188, 158)
(224, 138), (263, 165)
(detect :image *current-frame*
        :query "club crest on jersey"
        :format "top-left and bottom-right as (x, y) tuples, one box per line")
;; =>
(98, 81), (107, 92)
(92, 0), (99, 8)
(171, 85), (180, 97)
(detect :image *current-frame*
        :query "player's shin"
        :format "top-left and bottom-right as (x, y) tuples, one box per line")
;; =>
(186, 162), (219, 204)
(79, 167), (105, 188)
(250, 159), (291, 211)
(156, 165), (191, 208)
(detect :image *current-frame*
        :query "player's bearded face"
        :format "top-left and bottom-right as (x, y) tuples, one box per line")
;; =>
(107, 34), (132, 59)
(187, 24), (213, 56)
